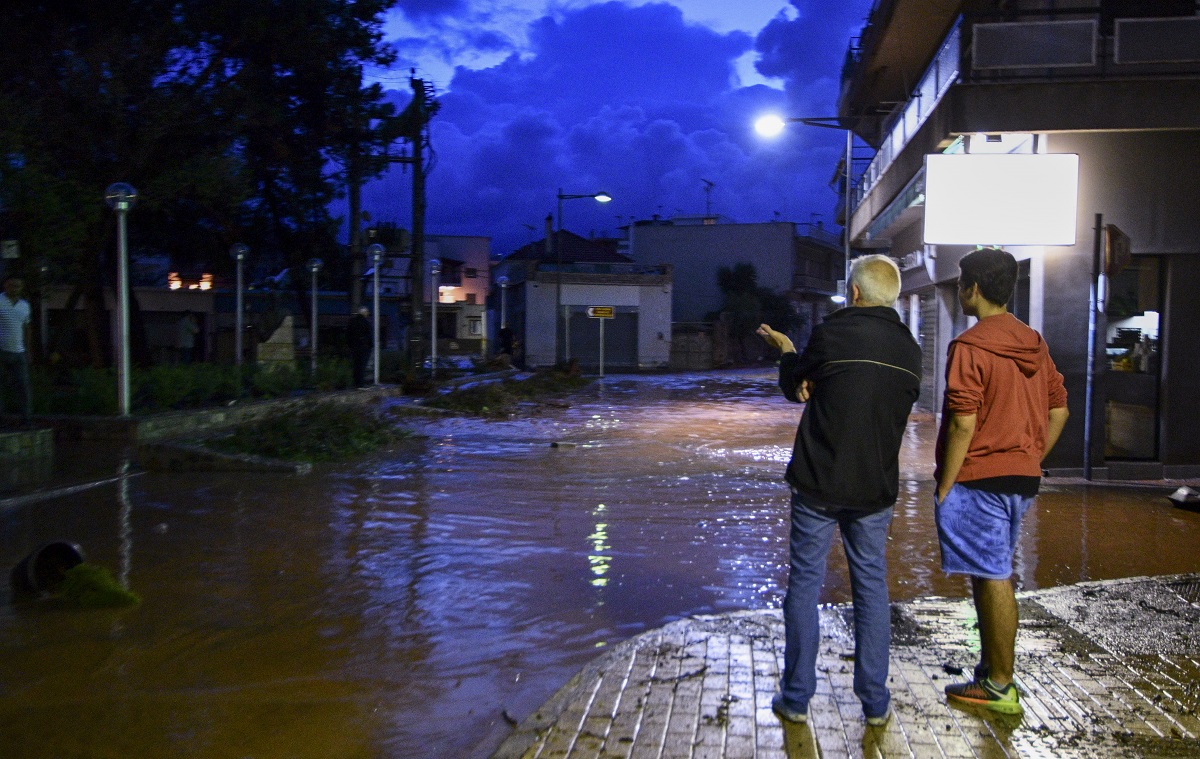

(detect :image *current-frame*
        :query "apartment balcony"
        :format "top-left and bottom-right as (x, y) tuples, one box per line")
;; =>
(846, 6), (1200, 245)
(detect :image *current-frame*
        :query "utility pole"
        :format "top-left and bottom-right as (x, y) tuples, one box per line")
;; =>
(346, 65), (365, 315)
(390, 71), (439, 367)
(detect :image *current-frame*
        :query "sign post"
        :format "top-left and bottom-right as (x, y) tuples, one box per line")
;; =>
(587, 306), (614, 377)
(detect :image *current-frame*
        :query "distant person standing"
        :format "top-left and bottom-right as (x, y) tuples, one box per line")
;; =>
(0, 276), (32, 425)
(936, 247), (1069, 715)
(497, 325), (515, 358)
(348, 307), (372, 387)
(758, 255), (921, 729)
(176, 311), (199, 364)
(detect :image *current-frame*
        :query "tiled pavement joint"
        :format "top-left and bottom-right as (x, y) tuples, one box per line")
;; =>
(494, 574), (1200, 758)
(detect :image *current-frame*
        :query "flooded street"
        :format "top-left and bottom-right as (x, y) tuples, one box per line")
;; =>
(3, 369), (1200, 758)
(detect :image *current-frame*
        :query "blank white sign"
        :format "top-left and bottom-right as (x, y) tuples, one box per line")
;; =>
(923, 153), (1079, 246)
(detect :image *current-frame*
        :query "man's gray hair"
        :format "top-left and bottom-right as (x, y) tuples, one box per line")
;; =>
(849, 254), (902, 307)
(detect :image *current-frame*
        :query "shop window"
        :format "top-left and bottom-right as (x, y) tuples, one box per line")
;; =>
(1104, 256), (1162, 459)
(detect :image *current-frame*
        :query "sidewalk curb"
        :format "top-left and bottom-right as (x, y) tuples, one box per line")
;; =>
(495, 575), (1200, 758)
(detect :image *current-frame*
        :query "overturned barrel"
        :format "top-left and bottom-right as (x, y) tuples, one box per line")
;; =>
(10, 541), (85, 600)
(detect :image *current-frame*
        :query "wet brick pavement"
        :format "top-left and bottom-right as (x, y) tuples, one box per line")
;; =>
(494, 574), (1200, 758)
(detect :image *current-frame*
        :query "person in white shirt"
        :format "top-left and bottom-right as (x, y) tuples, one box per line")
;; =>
(0, 276), (32, 424)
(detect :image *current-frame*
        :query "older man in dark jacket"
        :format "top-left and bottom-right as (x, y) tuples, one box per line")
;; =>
(758, 254), (921, 728)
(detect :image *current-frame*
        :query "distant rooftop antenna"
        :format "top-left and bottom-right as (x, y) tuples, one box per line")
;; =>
(702, 179), (715, 216)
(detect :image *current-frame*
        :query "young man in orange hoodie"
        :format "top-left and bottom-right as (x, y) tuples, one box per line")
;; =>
(935, 247), (1070, 714)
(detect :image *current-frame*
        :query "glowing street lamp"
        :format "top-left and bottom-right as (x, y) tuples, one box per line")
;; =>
(755, 114), (854, 304)
(555, 188), (611, 362)
(429, 258), (441, 378)
(307, 258), (323, 376)
(229, 243), (249, 366)
(104, 182), (138, 416)
(367, 243), (385, 385)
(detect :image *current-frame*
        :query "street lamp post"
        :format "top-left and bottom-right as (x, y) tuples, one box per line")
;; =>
(754, 116), (855, 303)
(104, 182), (138, 417)
(307, 258), (323, 377)
(496, 275), (509, 329)
(367, 243), (385, 385)
(37, 259), (49, 357)
(429, 258), (441, 378)
(230, 243), (249, 366)
(555, 188), (611, 363)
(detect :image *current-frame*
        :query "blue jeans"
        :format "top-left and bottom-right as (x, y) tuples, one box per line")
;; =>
(780, 491), (893, 718)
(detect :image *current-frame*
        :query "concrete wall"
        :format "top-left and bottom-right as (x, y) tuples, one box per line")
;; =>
(522, 279), (559, 368)
(629, 222), (796, 322)
(520, 278), (672, 370)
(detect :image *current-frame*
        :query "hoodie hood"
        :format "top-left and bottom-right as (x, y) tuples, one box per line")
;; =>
(952, 313), (1046, 377)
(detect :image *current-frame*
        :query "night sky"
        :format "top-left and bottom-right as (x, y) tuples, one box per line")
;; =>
(351, 0), (875, 257)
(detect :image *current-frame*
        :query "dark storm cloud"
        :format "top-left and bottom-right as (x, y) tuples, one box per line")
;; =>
(362, 1), (876, 257)
(754, 0), (873, 111)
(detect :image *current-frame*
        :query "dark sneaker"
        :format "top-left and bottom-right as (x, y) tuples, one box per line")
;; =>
(865, 706), (891, 727)
(945, 677), (1022, 715)
(974, 662), (989, 682)
(771, 693), (808, 723)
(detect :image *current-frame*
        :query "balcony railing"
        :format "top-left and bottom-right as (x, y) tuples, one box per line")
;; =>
(852, 7), (1200, 213)
(854, 21), (960, 210)
(964, 8), (1200, 80)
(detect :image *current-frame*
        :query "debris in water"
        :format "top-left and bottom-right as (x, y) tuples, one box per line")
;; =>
(59, 564), (141, 608)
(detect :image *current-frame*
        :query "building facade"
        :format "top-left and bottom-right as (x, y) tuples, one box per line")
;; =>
(840, 0), (1200, 477)
(366, 234), (492, 356)
(625, 218), (843, 356)
(492, 231), (672, 371)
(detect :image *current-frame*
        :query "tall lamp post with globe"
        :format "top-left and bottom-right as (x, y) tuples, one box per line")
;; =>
(104, 182), (137, 416)
(367, 243), (385, 385)
(429, 258), (441, 378)
(496, 275), (509, 329)
(229, 243), (249, 366)
(307, 258), (323, 376)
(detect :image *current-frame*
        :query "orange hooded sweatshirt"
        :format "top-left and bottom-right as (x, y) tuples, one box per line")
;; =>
(934, 313), (1068, 483)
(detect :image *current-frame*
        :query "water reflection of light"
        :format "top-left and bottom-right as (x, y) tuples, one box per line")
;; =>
(588, 503), (611, 587)
(118, 459), (133, 588)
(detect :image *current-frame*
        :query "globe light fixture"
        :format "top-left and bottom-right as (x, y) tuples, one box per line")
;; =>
(754, 114), (786, 138)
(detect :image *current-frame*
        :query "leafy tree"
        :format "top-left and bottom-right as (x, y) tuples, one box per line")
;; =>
(0, 0), (404, 365)
(716, 262), (798, 364)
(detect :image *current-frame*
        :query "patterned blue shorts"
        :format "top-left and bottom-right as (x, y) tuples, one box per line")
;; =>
(935, 483), (1034, 580)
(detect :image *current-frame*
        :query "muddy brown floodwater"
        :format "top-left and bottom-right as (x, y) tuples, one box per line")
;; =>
(3, 369), (1199, 758)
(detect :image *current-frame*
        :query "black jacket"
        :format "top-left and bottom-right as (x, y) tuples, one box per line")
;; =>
(780, 306), (921, 512)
